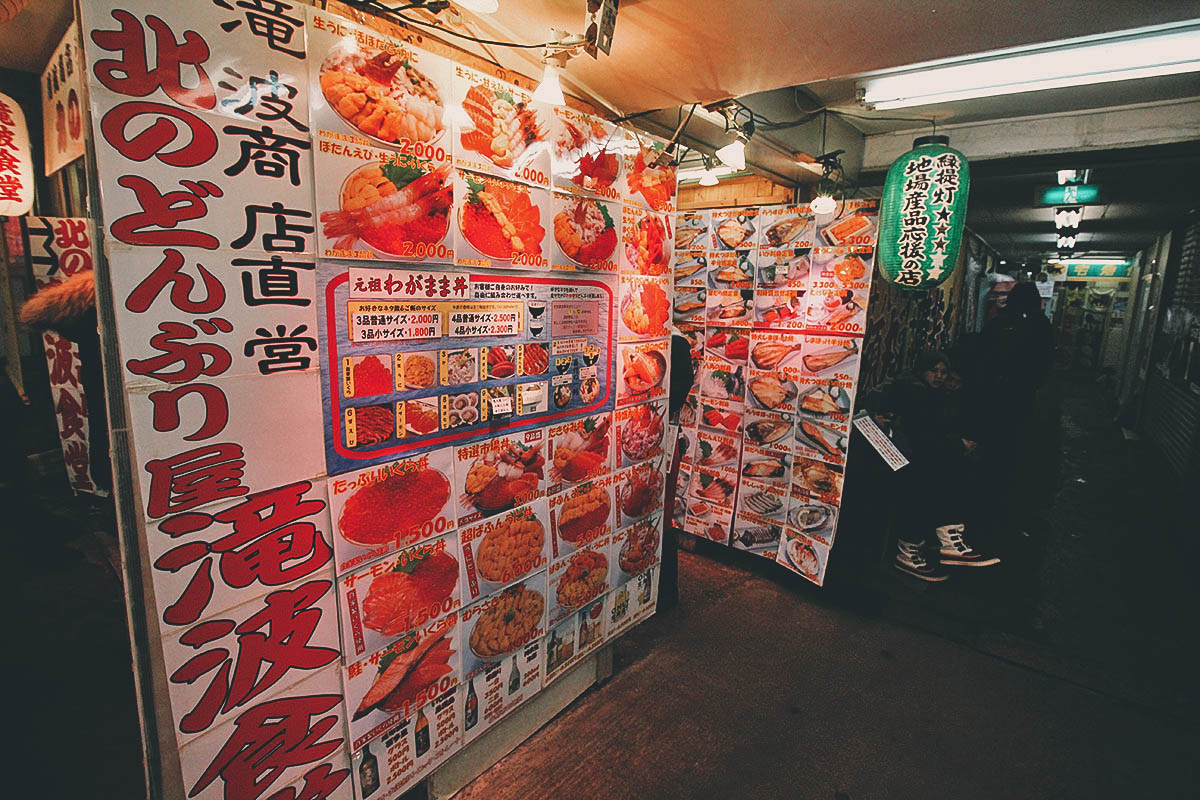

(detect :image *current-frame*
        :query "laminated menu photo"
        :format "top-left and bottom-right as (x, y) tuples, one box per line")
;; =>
(672, 280), (707, 327)
(615, 399), (667, 467)
(742, 407), (795, 454)
(620, 204), (673, 276)
(791, 455), (845, 507)
(786, 498), (839, 548)
(461, 638), (544, 745)
(550, 191), (621, 272)
(337, 531), (462, 663)
(739, 443), (793, 486)
(673, 250), (708, 288)
(777, 527), (832, 586)
(543, 612), (578, 685)
(754, 246), (813, 290)
(683, 484), (734, 544)
(693, 427), (742, 481)
(546, 411), (613, 494)
(449, 63), (552, 189)
(327, 448), (457, 575)
(549, 105), (625, 201)
(707, 249), (754, 290)
(674, 210), (710, 251)
(757, 204), (814, 249)
(610, 512), (663, 586)
(622, 132), (678, 212)
(616, 338), (669, 407)
(731, 512), (783, 560)
(794, 409), (849, 466)
(618, 273), (672, 342)
(710, 207), (758, 250)
(548, 474), (615, 561)
(614, 456), (667, 528)
(454, 169), (551, 271)
(454, 430), (547, 525)
(349, 684), (462, 800)
(460, 570), (549, 681)
(343, 610), (461, 751)
(806, 248), (872, 335)
(547, 537), (612, 628)
(458, 497), (551, 604)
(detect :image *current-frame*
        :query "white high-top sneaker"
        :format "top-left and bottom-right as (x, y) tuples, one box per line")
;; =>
(894, 539), (948, 582)
(935, 524), (1000, 567)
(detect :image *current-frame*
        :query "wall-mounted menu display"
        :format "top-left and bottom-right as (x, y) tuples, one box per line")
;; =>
(79, 1), (675, 798)
(673, 199), (879, 585)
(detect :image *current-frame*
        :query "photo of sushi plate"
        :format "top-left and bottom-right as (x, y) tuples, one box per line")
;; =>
(687, 463), (736, 510)
(343, 611), (461, 747)
(758, 205), (815, 248)
(754, 247), (811, 288)
(547, 412), (612, 492)
(705, 328), (749, 365)
(455, 170), (550, 269)
(753, 288), (807, 329)
(698, 396), (743, 436)
(551, 107), (624, 200)
(694, 428), (741, 480)
(675, 211), (709, 250)
(451, 66), (550, 185)
(458, 498), (550, 603)
(615, 399), (667, 467)
(731, 513), (783, 559)
(621, 206), (673, 276)
(318, 151), (454, 260)
(623, 139), (678, 212)
(673, 251), (708, 287)
(736, 474), (788, 523)
(336, 531), (461, 661)
(710, 208), (758, 250)
(552, 193), (620, 271)
(683, 490), (733, 544)
(673, 285), (707, 325)
(343, 352), (397, 399)
(698, 360), (746, 404)
(617, 339), (669, 406)
(454, 432), (546, 524)
(707, 250), (754, 290)
(327, 448), (457, 574)
(619, 274), (671, 341)
(806, 285), (867, 334)
(313, 28), (448, 148)
(778, 528), (831, 586)
(705, 287), (753, 327)
(788, 499), (838, 546)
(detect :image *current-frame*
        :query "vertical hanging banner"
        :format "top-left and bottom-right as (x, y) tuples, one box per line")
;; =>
(23, 216), (98, 493)
(0, 91), (34, 216)
(41, 22), (88, 176)
(876, 135), (969, 290)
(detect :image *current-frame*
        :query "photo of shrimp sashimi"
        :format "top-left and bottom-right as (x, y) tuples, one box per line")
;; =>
(320, 156), (452, 258)
(316, 35), (447, 147)
(456, 171), (549, 267)
(621, 208), (673, 275)
(453, 68), (549, 183)
(619, 276), (671, 341)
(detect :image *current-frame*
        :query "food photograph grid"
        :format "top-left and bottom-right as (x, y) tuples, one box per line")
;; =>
(674, 199), (879, 586)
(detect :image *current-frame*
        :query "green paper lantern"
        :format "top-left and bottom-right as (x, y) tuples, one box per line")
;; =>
(877, 136), (970, 290)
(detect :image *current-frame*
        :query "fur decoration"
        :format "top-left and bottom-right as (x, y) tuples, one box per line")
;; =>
(19, 270), (96, 331)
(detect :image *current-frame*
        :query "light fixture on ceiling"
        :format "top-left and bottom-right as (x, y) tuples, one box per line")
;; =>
(698, 155), (720, 186)
(1048, 257), (1130, 266)
(1057, 169), (1080, 185)
(1057, 234), (1077, 249)
(533, 31), (588, 107)
(857, 22), (1200, 109)
(1054, 206), (1083, 229)
(532, 62), (565, 105)
(678, 162), (734, 184)
(715, 136), (746, 171)
(809, 111), (843, 216)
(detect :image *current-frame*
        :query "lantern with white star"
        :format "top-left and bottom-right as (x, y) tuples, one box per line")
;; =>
(876, 135), (970, 291)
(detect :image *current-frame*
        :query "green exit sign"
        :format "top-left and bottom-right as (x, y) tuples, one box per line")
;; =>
(1034, 184), (1104, 207)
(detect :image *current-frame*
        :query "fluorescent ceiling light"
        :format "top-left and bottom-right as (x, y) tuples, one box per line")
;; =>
(715, 138), (746, 171)
(1047, 257), (1130, 266)
(1054, 207), (1083, 229)
(532, 64), (565, 106)
(859, 23), (1200, 109)
(1057, 169), (1079, 185)
(1057, 235), (1077, 249)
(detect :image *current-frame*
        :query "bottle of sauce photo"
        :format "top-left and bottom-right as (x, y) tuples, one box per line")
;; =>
(414, 707), (430, 757)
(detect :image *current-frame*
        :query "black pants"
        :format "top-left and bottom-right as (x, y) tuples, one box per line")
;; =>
(895, 451), (969, 545)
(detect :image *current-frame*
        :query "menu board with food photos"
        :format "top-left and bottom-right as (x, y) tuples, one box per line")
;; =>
(673, 199), (879, 586)
(80, 2), (674, 799)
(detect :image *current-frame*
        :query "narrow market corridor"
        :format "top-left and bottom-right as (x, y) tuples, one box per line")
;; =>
(455, 374), (1199, 800)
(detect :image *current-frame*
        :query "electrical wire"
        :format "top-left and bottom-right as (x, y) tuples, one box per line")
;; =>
(342, 1), (546, 48)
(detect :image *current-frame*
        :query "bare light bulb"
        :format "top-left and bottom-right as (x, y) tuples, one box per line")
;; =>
(698, 169), (719, 186)
(715, 138), (746, 171)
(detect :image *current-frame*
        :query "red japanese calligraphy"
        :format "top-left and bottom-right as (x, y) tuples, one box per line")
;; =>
(144, 442), (248, 519)
(126, 318), (233, 384)
(150, 383), (229, 441)
(56, 389), (87, 440)
(91, 10), (216, 110)
(110, 176), (223, 250)
(125, 249), (226, 314)
(101, 101), (217, 167)
(45, 334), (79, 387)
(170, 581), (338, 734)
(63, 440), (94, 490)
(152, 481), (331, 624)
(51, 219), (94, 276)
(190, 693), (347, 800)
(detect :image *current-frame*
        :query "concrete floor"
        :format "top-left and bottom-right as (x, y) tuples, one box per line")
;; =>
(455, 377), (1200, 800)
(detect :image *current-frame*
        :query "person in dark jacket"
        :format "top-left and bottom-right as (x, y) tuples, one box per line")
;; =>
(658, 327), (696, 612)
(889, 351), (999, 581)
